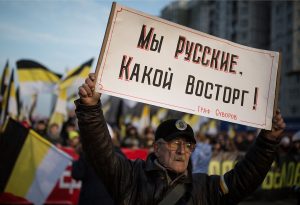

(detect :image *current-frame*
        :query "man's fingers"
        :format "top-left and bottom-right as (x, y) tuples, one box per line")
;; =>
(78, 86), (88, 97)
(82, 83), (93, 97)
(78, 73), (101, 106)
(272, 110), (286, 132)
(85, 78), (95, 91)
(89, 73), (96, 81)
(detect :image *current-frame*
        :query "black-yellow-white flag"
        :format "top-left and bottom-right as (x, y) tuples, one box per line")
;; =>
(0, 61), (10, 97)
(48, 59), (93, 129)
(48, 89), (67, 130)
(0, 118), (71, 204)
(58, 58), (93, 91)
(16, 60), (62, 95)
(0, 61), (10, 115)
(0, 70), (19, 123)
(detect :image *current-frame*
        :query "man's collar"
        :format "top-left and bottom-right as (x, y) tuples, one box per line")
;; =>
(144, 153), (192, 184)
(145, 153), (162, 172)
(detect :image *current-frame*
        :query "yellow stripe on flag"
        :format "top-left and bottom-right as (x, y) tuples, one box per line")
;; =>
(18, 70), (60, 83)
(48, 88), (67, 129)
(58, 62), (92, 90)
(4, 130), (50, 197)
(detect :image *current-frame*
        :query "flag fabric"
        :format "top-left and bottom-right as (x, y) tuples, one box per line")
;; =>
(123, 99), (138, 109)
(151, 107), (168, 130)
(0, 60), (10, 98)
(0, 61), (10, 115)
(7, 70), (19, 119)
(15, 86), (21, 119)
(207, 119), (218, 136)
(16, 60), (62, 95)
(48, 59), (93, 129)
(132, 116), (140, 131)
(0, 118), (71, 204)
(28, 94), (38, 122)
(182, 114), (200, 132)
(0, 70), (19, 123)
(130, 104), (150, 135)
(0, 78), (9, 124)
(188, 115), (202, 133)
(137, 105), (150, 134)
(48, 89), (68, 130)
(182, 114), (191, 125)
(58, 58), (93, 98)
(102, 100), (112, 116)
(227, 125), (236, 139)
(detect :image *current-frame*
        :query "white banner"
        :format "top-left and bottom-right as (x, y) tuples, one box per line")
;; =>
(95, 3), (280, 130)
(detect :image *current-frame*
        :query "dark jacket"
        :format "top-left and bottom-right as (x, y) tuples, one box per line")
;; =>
(72, 148), (125, 205)
(72, 154), (115, 205)
(75, 100), (279, 205)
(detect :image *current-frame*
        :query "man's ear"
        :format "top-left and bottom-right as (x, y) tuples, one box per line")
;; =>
(153, 142), (159, 157)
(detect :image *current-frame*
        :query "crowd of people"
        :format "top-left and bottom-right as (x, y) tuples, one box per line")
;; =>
(21, 111), (299, 165)
(9, 98), (297, 204)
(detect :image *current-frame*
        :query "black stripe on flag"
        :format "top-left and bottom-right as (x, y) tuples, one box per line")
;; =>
(62, 58), (93, 82)
(0, 118), (29, 192)
(0, 60), (9, 96)
(16, 59), (62, 79)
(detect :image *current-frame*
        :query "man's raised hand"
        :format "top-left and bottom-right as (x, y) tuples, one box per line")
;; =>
(78, 73), (101, 106)
(262, 109), (286, 141)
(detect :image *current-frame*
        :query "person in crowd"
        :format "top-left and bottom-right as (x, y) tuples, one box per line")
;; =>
(279, 136), (291, 155)
(61, 121), (77, 146)
(216, 133), (227, 151)
(34, 119), (48, 139)
(111, 125), (122, 147)
(291, 131), (300, 162)
(47, 122), (62, 145)
(245, 131), (256, 151)
(75, 73), (285, 205)
(273, 135), (292, 171)
(142, 126), (155, 151)
(121, 123), (141, 149)
(290, 132), (300, 204)
(20, 117), (31, 129)
(234, 132), (248, 152)
(210, 138), (224, 160)
(225, 137), (238, 153)
(68, 130), (81, 151)
(191, 131), (212, 174)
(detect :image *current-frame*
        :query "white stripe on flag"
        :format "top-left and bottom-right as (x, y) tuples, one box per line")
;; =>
(55, 97), (67, 115)
(26, 145), (71, 205)
(8, 95), (18, 118)
(19, 82), (57, 95)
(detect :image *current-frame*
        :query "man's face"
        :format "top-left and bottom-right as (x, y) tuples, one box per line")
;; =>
(154, 138), (194, 173)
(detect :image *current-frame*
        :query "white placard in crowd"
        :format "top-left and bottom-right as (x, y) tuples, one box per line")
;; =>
(95, 3), (280, 130)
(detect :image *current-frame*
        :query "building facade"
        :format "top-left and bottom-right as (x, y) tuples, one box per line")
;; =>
(161, 0), (300, 120)
(271, 1), (300, 118)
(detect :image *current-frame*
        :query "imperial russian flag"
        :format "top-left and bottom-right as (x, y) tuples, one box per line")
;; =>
(0, 118), (71, 204)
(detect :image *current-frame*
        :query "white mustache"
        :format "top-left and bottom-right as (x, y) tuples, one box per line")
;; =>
(174, 155), (186, 161)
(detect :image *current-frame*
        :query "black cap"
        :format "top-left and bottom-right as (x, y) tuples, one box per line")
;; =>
(155, 119), (195, 144)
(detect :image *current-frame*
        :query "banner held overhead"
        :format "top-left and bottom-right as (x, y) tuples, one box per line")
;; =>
(95, 2), (280, 130)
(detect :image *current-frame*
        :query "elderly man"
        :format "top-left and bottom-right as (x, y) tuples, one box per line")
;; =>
(75, 73), (285, 205)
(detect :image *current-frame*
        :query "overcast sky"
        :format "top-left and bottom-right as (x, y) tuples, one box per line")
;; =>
(0, 0), (174, 74)
(0, 0), (175, 118)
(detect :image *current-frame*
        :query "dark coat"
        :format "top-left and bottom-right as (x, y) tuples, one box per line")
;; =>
(72, 148), (125, 205)
(72, 154), (115, 205)
(75, 100), (279, 205)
